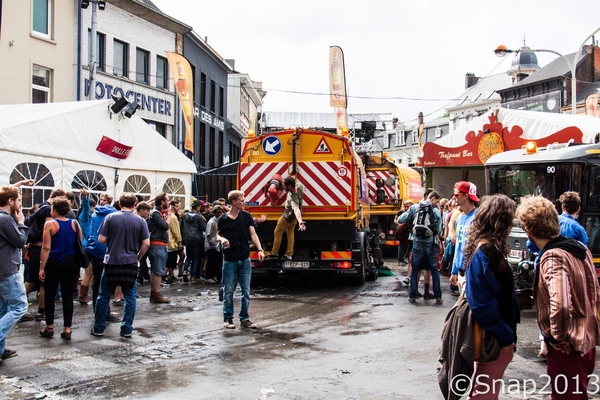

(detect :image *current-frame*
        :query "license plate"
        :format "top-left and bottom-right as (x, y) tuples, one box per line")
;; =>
(509, 249), (523, 259)
(282, 261), (310, 269)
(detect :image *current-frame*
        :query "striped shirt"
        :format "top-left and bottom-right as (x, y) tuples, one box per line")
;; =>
(535, 247), (600, 355)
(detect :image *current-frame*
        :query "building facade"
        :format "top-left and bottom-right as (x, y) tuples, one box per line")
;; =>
(0, 0), (77, 104)
(226, 66), (267, 164)
(183, 31), (229, 172)
(80, 0), (191, 145)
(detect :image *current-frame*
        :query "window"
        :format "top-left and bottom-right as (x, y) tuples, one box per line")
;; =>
(209, 127), (216, 168)
(435, 127), (442, 138)
(199, 124), (206, 167)
(136, 48), (149, 84)
(210, 80), (216, 113)
(32, 65), (51, 103)
(10, 162), (54, 209)
(383, 134), (390, 149)
(156, 55), (168, 90)
(396, 131), (405, 146)
(71, 170), (107, 208)
(200, 73), (206, 107)
(113, 39), (128, 77)
(219, 86), (224, 118)
(218, 131), (224, 167)
(412, 130), (419, 144)
(163, 178), (185, 207)
(32, 0), (51, 38)
(123, 174), (151, 200)
(154, 122), (166, 138)
(229, 141), (240, 163)
(88, 30), (105, 72)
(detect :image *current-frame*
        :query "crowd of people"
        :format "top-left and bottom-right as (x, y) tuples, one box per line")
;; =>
(0, 175), (598, 399)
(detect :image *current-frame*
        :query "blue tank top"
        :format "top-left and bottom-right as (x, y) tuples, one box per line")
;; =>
(49, 219), (77, 262)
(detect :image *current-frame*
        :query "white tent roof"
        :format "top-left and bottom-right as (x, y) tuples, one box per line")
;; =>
(433, 108), (600, 148)
(0, 100), (197, 174)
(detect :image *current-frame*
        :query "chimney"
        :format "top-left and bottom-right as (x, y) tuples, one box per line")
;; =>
(418, 112), (424, 126)
(465, 72), (477, 89)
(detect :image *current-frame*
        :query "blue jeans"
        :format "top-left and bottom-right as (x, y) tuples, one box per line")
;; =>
(0, 272), (27, 353)
(147, 245), (167, 276)
(222, 258), (252, 321)
(183, 245), (201, 278)
(410, 241), (441, 299)
(93, 266), (137, 335)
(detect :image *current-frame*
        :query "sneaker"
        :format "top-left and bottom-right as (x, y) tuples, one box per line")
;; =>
(205, 278), (217, 284)
(34, 312), (45, 321)
(423, 293), (435, 300)
(414, 292), (423, 298)
(18, 313), (34, 322)
(240, 319), (257, 329)
(408, 297), (416, 303)
(282, 254), (292, 261)
(223, 319), (236, 329)
(265, 253), (279, 260)
(182, 273), (189, 283)
(112, 298), (124, 306)
(1, 349), (17, 360)
(450, 289), (460, 297)
(190, 277), (197, 284)
(120, 331), (132, 338)
(106, 314), (121, 323)
(436, 298), (444, 305)
(403, 277), (410, 286)
(90, 328), (104, 337)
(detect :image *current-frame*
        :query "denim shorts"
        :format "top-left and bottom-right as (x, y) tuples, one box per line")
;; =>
(147, 245), (168, 276)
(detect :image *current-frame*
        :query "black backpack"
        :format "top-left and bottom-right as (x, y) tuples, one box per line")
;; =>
(26, 203), (51, 244)
(412, 202), (436, 239)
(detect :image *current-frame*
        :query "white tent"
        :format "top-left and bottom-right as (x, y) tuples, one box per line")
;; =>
(0, 100), (197, 208)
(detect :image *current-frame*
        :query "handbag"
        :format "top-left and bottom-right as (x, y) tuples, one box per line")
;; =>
(74, 221), (89, 268)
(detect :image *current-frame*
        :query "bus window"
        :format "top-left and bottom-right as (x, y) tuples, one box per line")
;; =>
(586, 216), (600, 254)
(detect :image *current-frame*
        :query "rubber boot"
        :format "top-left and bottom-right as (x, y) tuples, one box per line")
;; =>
(78, 285), (89, 305)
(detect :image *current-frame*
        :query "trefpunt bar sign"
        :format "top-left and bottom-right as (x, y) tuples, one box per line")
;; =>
(420, 108), (600, 167)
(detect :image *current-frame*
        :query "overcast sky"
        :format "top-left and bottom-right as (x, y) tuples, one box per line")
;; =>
(152, 0), (600, 126)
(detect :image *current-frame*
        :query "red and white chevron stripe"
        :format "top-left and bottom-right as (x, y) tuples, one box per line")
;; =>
(298, 161), (352, 206)
(367, 171), (396, 205)
(239, 162), (288, 205)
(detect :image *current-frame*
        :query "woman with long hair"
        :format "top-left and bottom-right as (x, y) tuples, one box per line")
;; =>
(38, 196), (81, 340)
(463, 194), (519, 399)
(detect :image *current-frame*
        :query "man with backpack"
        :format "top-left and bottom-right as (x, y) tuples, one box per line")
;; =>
(397, 190), (443, 304)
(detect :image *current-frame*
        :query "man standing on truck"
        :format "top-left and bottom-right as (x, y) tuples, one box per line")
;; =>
(266, 176), (306, 261)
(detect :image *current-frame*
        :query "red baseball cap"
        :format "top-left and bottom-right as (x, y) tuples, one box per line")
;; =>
(454, 181), (479, 202)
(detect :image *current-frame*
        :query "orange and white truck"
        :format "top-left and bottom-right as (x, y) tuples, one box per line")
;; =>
(238, 127), (378, 284)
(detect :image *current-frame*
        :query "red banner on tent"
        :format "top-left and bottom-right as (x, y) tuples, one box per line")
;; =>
(96, 135), (133, 159)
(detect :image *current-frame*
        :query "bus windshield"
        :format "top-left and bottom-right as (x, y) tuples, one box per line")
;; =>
(486, 164), (581, 205)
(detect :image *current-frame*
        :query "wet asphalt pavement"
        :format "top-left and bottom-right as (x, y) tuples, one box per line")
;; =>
(1, 258), (600, 400)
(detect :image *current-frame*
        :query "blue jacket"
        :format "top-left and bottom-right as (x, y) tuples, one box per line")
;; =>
(79, 196), (92, 247)
(465, 247), (519, 347)
(451, 208), (477, 275)
(397, 200), (442, 244)
(527, 213), (588, 254)
(84, 205), (116, 260)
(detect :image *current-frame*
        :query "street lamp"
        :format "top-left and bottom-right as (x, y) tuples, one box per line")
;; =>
(494, 45), (577, 114)
(81, 0), (106, 100)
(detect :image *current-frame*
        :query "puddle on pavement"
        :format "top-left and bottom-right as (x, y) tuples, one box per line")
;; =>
(339, 327), (393, 336)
